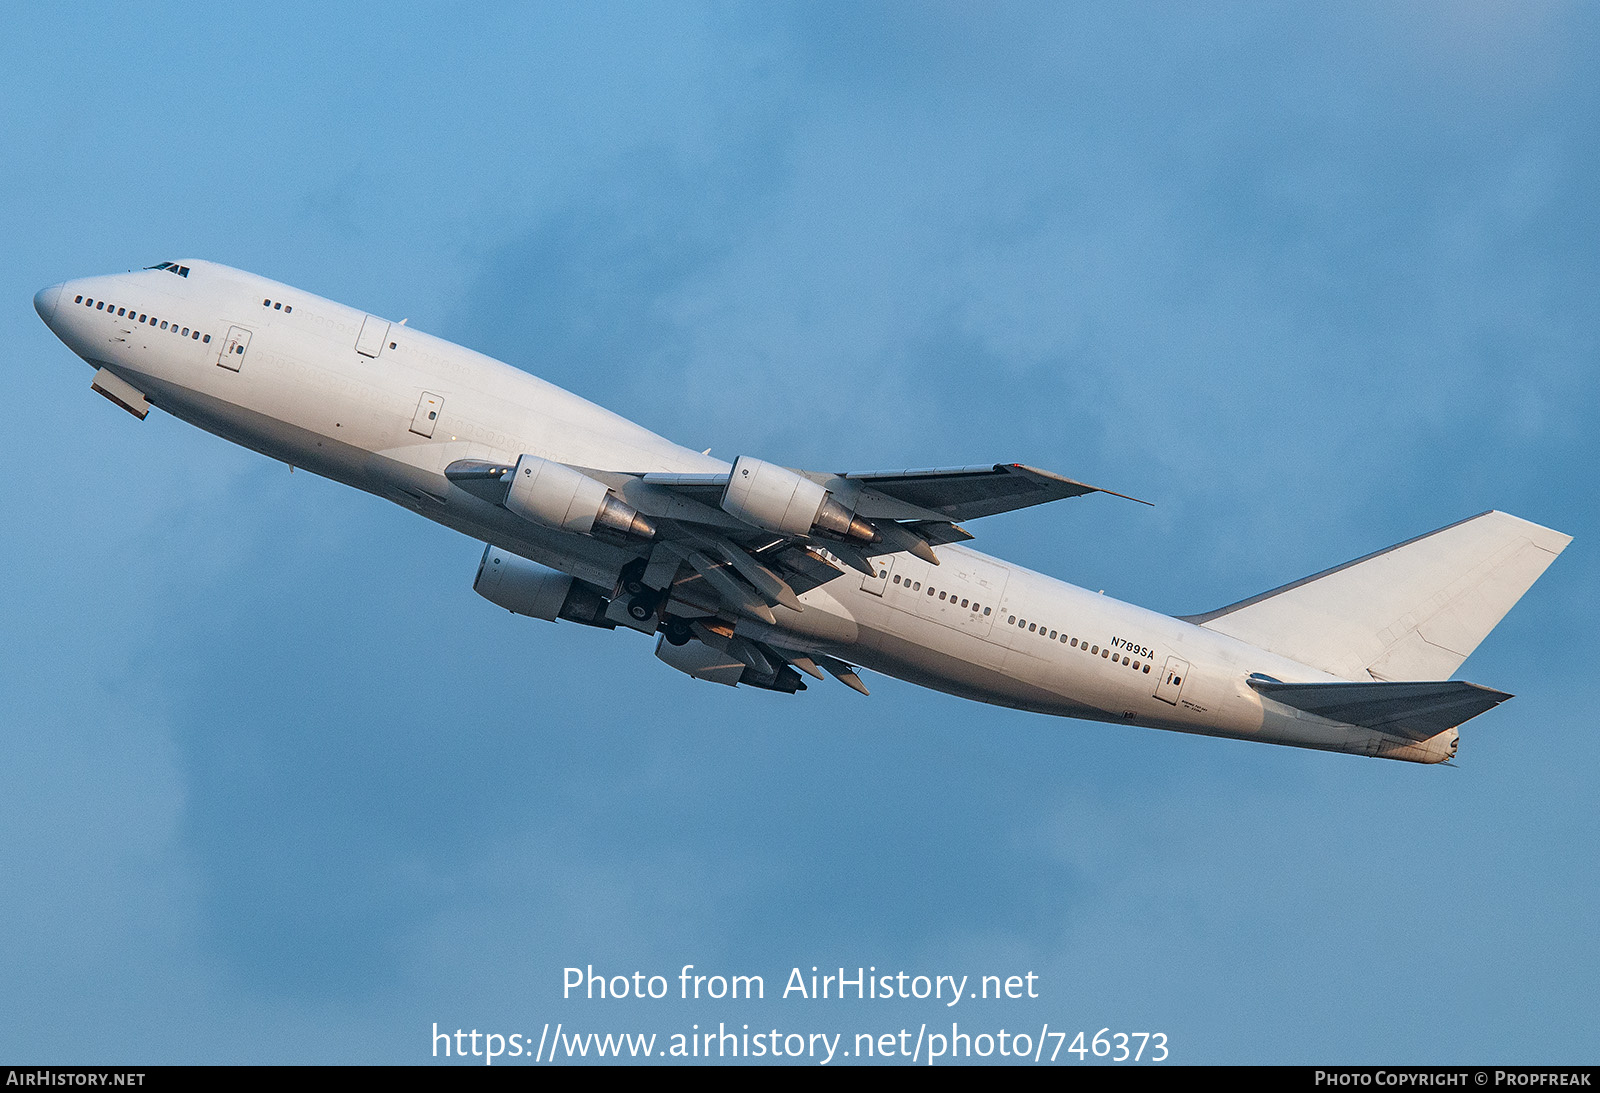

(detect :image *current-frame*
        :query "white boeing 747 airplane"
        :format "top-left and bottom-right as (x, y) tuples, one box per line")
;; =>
(35, 260), (1570, 763)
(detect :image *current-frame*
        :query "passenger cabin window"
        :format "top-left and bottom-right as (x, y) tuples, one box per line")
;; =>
(78, 293), (211, 345)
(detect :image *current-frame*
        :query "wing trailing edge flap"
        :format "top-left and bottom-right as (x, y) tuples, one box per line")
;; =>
(767, 645), (871, 695)
(688, 620), (870, 697)
(673, 621), (821, 694)
(680, 550), (777, 624)
(679, 531), (804, 611)
(1247, 677), (1512, 741)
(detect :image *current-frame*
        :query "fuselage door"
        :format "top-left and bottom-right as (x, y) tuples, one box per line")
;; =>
(217, 325), (252, 372)
(1154, 656), (1190, 705)
(410, 392), (443, 438)
(356, 315), (390, 358)
(861, 555), (895, 596)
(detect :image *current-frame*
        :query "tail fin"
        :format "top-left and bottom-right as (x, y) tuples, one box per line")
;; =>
(1186, 512), (1571, 681)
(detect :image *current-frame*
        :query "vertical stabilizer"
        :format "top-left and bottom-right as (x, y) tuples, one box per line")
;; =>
(1185, 512), (1570, 681)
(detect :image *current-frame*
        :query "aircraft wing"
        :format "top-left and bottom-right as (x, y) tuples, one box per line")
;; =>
(841, 463), (1149, 521)
(447, 453), (1134, 624)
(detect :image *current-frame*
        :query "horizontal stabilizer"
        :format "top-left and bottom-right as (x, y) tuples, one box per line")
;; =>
(1248, 677), (1511, 741)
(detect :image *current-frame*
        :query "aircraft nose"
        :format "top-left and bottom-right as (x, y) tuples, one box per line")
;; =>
(34, 282), (64, 326)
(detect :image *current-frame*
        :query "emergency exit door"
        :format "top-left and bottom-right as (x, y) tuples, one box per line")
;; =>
(861, 555), (896, 595)
(217, 325), (251, 372)
(410, 392), (443, 437)
(356, 315), (390, 358)
(1154, 656), (1189, 705)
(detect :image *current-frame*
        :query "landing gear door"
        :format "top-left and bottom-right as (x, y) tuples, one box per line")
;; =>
(217, 326), (251, 372)
(410, 392), (443, 438)
(1154, 656), (1190, 706)
(861, 554), (895, 596)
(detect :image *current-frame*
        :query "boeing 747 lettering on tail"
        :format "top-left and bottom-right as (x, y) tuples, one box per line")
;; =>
(35, 261), (1570, 763)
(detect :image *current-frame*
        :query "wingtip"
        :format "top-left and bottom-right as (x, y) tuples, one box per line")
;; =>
(1099, 486), (1154, 507)
(1004, 463), (1153, 506)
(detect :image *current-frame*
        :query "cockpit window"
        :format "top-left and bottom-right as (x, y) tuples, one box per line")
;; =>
(144, 262), (189, 277)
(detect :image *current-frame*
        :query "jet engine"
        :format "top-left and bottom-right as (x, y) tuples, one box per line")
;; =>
(720, 456), (877, 544)
(654, 633), (807, 693)
(504, 454), (656, 540)
(473, 546), (614, 629)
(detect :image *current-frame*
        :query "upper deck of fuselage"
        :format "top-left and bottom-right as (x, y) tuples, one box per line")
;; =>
(37, 259), (727, 476)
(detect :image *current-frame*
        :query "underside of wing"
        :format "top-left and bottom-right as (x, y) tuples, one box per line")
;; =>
(842, 463), (1148, 522)
(446, 452), (1138, 679)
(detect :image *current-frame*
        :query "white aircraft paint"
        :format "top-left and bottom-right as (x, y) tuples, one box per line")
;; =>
(34, 261), (1570, 763)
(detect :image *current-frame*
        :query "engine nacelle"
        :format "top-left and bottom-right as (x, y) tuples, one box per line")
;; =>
(720, 456), (877, 544)
(505, 454), (656, 540)
(473, 546), (613, 628)
(654, 634), (806, 693)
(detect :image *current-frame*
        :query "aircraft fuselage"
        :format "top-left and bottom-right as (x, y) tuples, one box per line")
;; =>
(37, 261), (1545, 764)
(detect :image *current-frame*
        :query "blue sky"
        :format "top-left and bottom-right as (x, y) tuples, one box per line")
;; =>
(2, 2), (1596, 1064)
